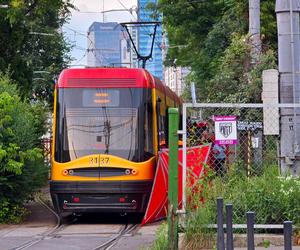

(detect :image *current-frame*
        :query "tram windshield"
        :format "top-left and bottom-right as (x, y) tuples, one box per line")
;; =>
(55, 88), (153, 163)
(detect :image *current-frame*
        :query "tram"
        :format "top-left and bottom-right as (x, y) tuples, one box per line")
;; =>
(50, 68), (181, 217)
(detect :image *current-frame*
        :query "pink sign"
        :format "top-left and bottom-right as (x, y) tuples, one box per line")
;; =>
(214, 116), (237, 145)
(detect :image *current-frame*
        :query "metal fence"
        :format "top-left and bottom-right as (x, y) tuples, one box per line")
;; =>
(182, 103), (300, 227)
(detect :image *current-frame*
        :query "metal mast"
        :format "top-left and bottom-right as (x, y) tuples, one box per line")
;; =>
(121, 22), (160, 69)
(276, 0), (300, 174)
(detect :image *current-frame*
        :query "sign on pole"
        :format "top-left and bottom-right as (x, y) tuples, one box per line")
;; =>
(214, 116), (237, 145)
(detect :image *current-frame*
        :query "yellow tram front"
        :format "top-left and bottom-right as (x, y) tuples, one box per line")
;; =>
(50, 68), (156, 217)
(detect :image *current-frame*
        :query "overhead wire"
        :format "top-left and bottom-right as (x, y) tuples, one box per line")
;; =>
(116, 0), (164, 71)
(116, 0), (163, 52)
(63, 26), (90, 65)
(65, 1), (164, 68)
(64, 25), (111, 66)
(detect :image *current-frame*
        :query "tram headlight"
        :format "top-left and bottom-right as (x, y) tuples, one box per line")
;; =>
(131, 169), (138, 175)
(62, 169), (69, 176)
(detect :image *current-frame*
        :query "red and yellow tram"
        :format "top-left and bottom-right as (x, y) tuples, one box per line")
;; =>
(50, 68), (180, 217)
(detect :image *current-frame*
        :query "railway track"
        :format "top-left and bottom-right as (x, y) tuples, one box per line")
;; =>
(8, 196), (141, 250)
(92, 223), (139, 250)
(9, 196), (75, 250)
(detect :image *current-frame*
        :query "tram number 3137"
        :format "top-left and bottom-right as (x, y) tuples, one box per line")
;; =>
(89, 156), (110, 167)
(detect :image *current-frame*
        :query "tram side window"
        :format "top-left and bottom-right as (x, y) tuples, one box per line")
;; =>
(164, 108), (169, 147)
(158, 114), (166, 148)
(157, 104), (166, 149)
(144, 96), (154, 158)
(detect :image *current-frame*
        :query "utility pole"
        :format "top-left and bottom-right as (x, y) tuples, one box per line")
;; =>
(249, 0), (261, 64)
(276, 0), (300, 175)
(249, 0), (263, 168)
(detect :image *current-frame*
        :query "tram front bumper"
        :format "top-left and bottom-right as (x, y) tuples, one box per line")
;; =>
(50, 180), (153, 215)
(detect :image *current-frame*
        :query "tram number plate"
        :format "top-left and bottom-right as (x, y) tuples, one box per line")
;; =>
(89, 157), (98, 167)
(100, 157), (110, 166)
(89, 157), (110, 167)
(90, 157), (110, 167)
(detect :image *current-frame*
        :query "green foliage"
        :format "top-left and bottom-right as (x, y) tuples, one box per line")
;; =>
(0, 0), (74, 104)
(182, 164), (216, 249)
(260, 239), (271, 248)
(0, 73), (48, 223)
(184, 206), (215, 250)
(148, 223), (168, 250)
(158, 0), (277, 102)
(198, 166), (300, 225)
(183, 165), (300, 248)
(261, 0), (277, 50)
(0, 198), (27, 224)
(207, 34), (276, 103)
(211, 167), (300, 224)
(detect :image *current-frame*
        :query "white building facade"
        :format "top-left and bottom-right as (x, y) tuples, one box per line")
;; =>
(164, 66), (190, 96)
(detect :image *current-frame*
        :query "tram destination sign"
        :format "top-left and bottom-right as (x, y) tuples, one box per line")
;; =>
(214, 116), (237, 145)
(237, 121), (263, 131)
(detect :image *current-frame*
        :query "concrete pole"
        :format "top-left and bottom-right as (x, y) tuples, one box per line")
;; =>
(276, 0), (300, 175)
(249, 0), (261, 64)
(249, 0), (263, 167)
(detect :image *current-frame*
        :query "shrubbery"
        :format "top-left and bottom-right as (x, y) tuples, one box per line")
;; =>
(184, 165), (300, 237)
(184, 165), (300, 248)
(206, 166), (300, 225)
(0, 73), (48, 223)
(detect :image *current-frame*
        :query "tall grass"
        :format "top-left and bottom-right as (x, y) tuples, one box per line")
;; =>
(183, 165), (300, 248)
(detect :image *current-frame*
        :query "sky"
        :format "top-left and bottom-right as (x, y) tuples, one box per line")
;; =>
(63, 0), (137, 66)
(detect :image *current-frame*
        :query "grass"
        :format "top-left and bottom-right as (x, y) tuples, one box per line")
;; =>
(146, 223), (168, 250)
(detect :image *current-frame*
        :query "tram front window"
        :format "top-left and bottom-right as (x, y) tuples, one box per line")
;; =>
(55, 88), (153, 163)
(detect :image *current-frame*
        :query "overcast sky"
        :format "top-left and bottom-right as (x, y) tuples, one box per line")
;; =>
(64, 0), (137, 66)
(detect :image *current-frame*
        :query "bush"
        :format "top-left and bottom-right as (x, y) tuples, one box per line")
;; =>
(0, 72), (48, 223)
(183, 165), (300, 248)
(0, 198), (27, 224)
(205, 166), (300, 225)
(187, 165), (300, 226)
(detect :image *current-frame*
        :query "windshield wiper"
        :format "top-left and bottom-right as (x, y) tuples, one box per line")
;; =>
(103, 107), (111, 154)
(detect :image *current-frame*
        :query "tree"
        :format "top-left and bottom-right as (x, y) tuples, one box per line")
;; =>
(207, 34), (276, 103)
(157, 0), (277, 102)
(0, 0), (74, 104)
(0, 73), (47, 223)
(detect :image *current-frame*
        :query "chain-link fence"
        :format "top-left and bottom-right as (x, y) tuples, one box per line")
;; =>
(182, 103), (300, 227)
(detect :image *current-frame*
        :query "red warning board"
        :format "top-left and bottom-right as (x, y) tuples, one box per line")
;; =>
(141, 144), (211, 225)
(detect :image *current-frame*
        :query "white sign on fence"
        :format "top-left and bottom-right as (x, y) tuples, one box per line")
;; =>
(214, 116), (237, 145)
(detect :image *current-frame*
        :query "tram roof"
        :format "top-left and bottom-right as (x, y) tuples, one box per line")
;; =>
(57, 67), (181, 103)
(57, 68), (157, 89)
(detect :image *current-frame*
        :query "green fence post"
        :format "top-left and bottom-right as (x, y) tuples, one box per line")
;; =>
(168, 108), (179, 250)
